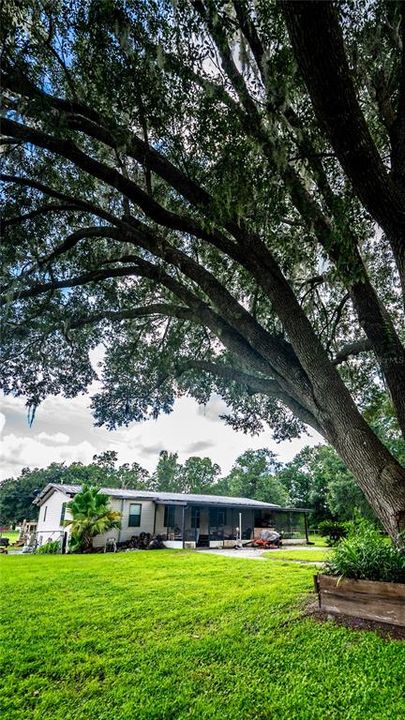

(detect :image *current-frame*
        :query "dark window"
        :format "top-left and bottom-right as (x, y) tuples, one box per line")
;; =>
(164, 505), (176, 528)
(128, 503), (142, 527)
(43, 506), (47, 522)
(209, 508), (227, 526)
(60, 502), (66, 526)
(191, 507), (200, 529)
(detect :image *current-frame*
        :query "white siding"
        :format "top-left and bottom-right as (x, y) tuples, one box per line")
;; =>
(92, 499), (156, 547)
(119, 499), (156, 542)
(155, 504), (167, 535)
(36, 492), (157, 549)
(36, 490), (71, 546)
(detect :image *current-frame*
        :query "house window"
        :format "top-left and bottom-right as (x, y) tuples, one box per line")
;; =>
(128, 503), (142, 527)
(164, 505), (176, 528)
(60, 503), (67, 526)
(191, 507), (200, 529)
(43, 506), (48, 522)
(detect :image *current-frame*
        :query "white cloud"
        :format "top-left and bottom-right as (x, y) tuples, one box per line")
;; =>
(0, 391), (323, 481)
(0, 432), (97, 477)
(36, 432), (70, 444)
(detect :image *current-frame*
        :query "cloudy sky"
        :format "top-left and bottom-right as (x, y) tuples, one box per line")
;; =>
(0, 385), (322, 481)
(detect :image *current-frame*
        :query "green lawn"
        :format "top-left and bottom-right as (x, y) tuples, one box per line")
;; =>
(1, 552), (404, 720)
(308, 534), (329, 546)
(0, 530), (19, 544)
(265, 548), (330, 563)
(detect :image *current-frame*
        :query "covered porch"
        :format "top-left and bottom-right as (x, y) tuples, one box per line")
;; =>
(153, 501), (310, 549)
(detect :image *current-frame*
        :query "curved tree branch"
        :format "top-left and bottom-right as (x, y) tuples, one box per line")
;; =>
(281, 0), (405, 295)
(333, 339), (373, 366)
(1, 203), (90, 232)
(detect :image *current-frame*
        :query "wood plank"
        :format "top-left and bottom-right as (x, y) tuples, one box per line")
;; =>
(316, 574), (405, 627)
(319, 591), (405, 626)
(320, 589), (405, 612)
(318, 574), (405, 598)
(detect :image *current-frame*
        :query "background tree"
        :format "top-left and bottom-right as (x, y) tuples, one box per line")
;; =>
(1, 0), (404, 539)
(151, 451), (182, 492)
(0, 464), (63, 525)
(275, 449), (314, 511)
(222, 449), (289, 506)
(276, 444), (376, 526)
(176, 456), (221, 494)
(0, 455), (150, 525)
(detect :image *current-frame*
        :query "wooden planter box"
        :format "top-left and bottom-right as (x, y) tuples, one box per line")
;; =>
(315, 574), (405, 627)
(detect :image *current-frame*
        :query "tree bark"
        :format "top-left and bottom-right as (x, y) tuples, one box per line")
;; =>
(318, 399), (405, 543)
(281, 0), (405, 301)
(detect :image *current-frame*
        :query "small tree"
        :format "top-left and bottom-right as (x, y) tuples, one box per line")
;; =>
(65, 485), (121, 553)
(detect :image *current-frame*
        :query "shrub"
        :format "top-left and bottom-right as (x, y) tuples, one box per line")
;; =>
(65, 485), (121, 553)
(325, 520), (405, 583)
(36, 540), (61, 554)
(318, 520), (349, 545)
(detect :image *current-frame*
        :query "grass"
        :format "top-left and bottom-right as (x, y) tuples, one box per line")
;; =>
(0, 531), (19, 543)
(265, 548), (330, 563)
(1, 551), (404, 720)
(308, 534), (329, 546)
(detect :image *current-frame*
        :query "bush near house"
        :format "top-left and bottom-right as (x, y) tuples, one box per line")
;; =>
(318, 520), (350, 545)
(35, 540), (61, 555)
(326, 521), (405, 584)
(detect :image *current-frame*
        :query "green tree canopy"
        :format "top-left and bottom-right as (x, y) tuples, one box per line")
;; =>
(176, 456), (221, 494)
(151, 451), (181, 492)
(1, 1), (404, 539)
(276, 444), (376, 525)
(222, 448), (289, 506)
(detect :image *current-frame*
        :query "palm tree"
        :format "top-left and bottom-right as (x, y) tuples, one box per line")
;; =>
(65, 485), (121, 552)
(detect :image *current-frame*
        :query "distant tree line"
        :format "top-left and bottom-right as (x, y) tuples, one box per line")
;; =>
(3, 436), (403, 528)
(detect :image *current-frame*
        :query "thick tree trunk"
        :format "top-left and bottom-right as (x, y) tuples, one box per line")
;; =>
(323, 418), (405, 543)
(244, 238), (405, 542)
(301, 351), (405, 543)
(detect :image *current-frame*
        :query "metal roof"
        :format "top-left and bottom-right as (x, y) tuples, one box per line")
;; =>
(33, 483), (285, 509)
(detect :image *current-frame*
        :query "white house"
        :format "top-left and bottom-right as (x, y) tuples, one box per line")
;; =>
(34, 483), (310, 550)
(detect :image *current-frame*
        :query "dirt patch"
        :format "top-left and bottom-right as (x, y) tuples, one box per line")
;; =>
(306, 599), (405, 641)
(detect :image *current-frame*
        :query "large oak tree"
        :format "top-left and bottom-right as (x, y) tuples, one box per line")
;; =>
(1, 1), (404, 540)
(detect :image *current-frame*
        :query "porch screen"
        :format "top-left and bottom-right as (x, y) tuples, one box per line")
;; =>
(164, 505), (176, 528)
(128, 503), (142, 527)
(209, 508), (227, 526)
(191, 507), (200, 528)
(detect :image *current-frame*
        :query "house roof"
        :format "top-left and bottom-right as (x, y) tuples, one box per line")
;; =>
(33, 483), (287, 510)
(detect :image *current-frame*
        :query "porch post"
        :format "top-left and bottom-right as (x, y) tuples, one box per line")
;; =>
(61, 531), (68, 554)
(304, 512), (309, 544)
(153, 502), (157, 536)
(118, 498), (125, 544)
(181, 505), (186, 549)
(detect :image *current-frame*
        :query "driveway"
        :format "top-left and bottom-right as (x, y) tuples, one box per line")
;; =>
(196, 547), (268, 560)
